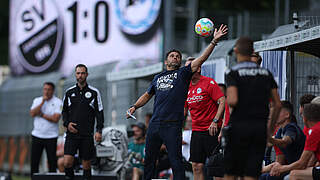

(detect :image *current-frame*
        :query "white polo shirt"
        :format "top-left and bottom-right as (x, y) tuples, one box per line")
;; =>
(30, 96), (63, 139)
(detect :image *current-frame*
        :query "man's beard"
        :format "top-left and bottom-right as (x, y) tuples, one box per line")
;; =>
(77, 78), (86, 84)
(167, 62), (181, 70)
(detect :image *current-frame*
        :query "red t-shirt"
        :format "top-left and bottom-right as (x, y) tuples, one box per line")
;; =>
(224, 102), (230, 126)
(304, 121), (320, 162)
(185, 76), (224, 131)
(303, 126), (310, 137)
(273, 127), (283, 155)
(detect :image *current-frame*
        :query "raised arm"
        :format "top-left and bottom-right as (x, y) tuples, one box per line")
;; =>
(126, 92), (154, 118)
(30, 98), (46, 117)
(191, 24), (228, 73)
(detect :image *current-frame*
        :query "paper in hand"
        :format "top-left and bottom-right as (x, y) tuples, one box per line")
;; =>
(126, 110), (137, 120)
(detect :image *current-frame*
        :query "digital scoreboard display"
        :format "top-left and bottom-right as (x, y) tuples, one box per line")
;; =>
(9, 0), (162, 76)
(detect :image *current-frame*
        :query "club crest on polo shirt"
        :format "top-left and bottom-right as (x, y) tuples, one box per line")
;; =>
(197, 88), (202, 94)
(85, 92), (92, 98)
(156, 72), (178, 91)
(210, 81), (214, 85)
(309, 129), (312, 135)
(71, 93), (76, 97)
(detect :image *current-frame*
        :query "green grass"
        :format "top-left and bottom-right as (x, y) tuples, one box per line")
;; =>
(11, 175), (31, 180)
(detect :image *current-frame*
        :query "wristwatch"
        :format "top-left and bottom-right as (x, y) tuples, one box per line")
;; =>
(213, 118), (219, 123)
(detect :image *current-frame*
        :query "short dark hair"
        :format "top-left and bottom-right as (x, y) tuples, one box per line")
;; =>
(303, 103), (320, 122)
(43, 82), (55, 91)
(281, 100), (297, 123)
(299, 94), (316, 107)
(166, 49), (182, 60)
(75, 64), (88, 72)
(251, 52), (262, 65)
(235, 37), (254, 56)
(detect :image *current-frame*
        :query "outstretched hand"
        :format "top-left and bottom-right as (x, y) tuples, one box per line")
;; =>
(126, 107), (136, 119)
(213, 24), (228, 41)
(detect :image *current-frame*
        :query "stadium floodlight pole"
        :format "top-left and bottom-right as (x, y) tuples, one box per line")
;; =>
(187, 0), (198, 54)
(275, 0), (280, 28)
(293, 12), (299, 29)
(284, 0), (290, 24)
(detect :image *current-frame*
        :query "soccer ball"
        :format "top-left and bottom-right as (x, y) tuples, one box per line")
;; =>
(195, 18), (214, 37)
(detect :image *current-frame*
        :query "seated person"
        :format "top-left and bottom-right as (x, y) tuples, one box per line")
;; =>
(299, 94), (316, 136)
(182, 115), (192, 172)
(128, 122), (146, 180)
(269, 103), (320, 180)
(260, 101), (306, 180)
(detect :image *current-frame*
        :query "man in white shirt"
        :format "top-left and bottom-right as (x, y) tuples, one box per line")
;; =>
(29, 82), (62, 177)
(182, 115), (192, 161)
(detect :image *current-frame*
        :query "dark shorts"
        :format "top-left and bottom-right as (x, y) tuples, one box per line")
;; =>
(313, 166), (320, 180)
(189, 130), (219, 164)
(224, 123), (266, 177)
(64, 135), (95, 160)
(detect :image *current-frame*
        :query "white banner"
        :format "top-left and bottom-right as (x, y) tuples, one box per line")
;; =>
(201, 58), (226, 83)
(261, 51), (287, 100)
(9, 0), (162, 76)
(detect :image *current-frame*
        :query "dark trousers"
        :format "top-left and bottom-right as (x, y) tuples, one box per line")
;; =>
(31, 136), (57, 177)
(259, 172), (288, 180)
(144, 124), (185, 180)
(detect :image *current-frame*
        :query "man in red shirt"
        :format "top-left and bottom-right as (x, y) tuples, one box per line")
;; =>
(299, 94), (316, 136)
(270, 103), (320, 180)
(184, 57), (225, 180)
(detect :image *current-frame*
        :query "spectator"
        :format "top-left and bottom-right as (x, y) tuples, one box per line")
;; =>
(260, 101), (305, 180)
(144, 113), (152, 128)
(182, 115), (192, 162)
(128, 122), (146, 180)
(270, 103), (320, 179)
(299, 94), (316, 136)
(29, 82), (62, 177)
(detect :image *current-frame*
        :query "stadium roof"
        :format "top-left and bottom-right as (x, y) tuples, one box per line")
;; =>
(106, 62), (163, 82)
(206, 39), (237, 60)
(254, 24), (320, 57)
(64, 61), (118, 85)
(0, 71), (62, 91)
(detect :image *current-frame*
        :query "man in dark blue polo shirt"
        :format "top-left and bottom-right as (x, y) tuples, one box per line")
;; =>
(127, 25), (228, 180)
